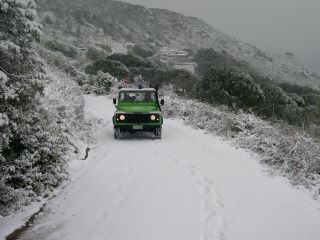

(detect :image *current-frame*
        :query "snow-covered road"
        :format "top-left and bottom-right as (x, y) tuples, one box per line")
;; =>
(19, 95), (320, 240)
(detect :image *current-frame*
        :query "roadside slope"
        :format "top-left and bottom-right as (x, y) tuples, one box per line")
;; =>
(19, 95), (320, 240)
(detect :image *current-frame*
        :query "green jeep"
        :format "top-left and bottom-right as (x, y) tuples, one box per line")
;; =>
(112, 88), (164, 139)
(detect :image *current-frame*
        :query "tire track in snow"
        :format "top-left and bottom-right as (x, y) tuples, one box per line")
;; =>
(189, 165), (226, 240)
(155, 140), (226, 240)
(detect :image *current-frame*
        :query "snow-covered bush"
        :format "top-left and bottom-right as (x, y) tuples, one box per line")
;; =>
(130, 44), (155, 58)
(45, 40), (78, 58)
(86, 47), (109, 61)
(302, 93), (320, 106)
(194, 48), (249, 76)
(82, 71), (116, 95)
(85, 59), (129, 79)
(37, 46), (80, 78)
(107, 53), (155, 68)
(163, 94), (320, 196)
(0, 65), (88, 215)
(196, 67), (265, 108)
(0, 0), (85, 216)
(288, 93), (305, 107)
(43, 68), (85, 136)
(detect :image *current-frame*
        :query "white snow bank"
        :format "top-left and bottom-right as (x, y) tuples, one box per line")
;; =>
(162, 93), (320, 198)
(0, 200), (45, 240)
(0, 68), (93, 239)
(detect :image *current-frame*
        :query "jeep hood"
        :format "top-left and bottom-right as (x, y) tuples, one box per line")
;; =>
(117, 105), (159, 113)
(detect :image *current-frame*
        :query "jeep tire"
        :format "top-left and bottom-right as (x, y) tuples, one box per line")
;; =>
(154, 128), (162, 139)
(114, 128), (121, 139)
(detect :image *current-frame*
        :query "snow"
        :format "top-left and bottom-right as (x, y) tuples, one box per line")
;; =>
(0, 113), (9, 127)
(0, 201), (45, 240)
(12, 95), (320, 240)
(161, 93), (320, 194)
(1, 2), (9, 11)
(0, 40), (21, 53)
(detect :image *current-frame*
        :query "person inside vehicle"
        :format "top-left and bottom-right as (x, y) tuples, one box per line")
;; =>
(123, 93), (131, 101)
(145, 92), (154, 102)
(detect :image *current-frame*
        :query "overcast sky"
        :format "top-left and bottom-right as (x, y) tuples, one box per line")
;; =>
(122, 0), (320, 72)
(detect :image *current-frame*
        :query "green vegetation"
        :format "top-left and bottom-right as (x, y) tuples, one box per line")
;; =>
(196, 67), (265, 108)
(278, 82), (320, 96)
(86, 47), (109, 61)
(85, 53), (199, 95)
(130, 44), (155, 58)
(193, 48), (320, 131)
(85, 54), (155, 78)
(106, 53), (155, 68)
(194, 48), (250, 76)
(168, 69), (198, 94)
(82, 71), (114, 95)
(85, 59), (129, 79)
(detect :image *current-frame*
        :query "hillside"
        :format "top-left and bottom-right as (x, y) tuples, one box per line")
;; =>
(35, 0), (320, 88)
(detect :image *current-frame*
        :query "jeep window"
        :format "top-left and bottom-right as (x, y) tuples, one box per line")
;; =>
(119, 91), (156, 103)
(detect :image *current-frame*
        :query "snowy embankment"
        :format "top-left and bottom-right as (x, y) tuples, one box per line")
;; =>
(162, 93), (320, 197)
(15, 95), (320, 240)
(0, 68), (92, 240)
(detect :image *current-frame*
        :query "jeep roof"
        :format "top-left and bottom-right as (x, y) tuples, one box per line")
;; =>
(119, 88), (156, 92)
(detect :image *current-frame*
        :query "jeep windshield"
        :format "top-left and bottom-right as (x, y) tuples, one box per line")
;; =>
(119, 91), (157, 103)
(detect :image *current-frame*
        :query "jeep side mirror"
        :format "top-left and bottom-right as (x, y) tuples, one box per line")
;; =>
(160, 99), (164, 106)
(113, 98), (117, 105)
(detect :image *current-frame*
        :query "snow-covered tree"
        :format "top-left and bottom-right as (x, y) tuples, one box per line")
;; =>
(86, 47), (108, 61)
(82, 71), (115, 95)
(197, 67), (265, 108)
(0, 0), (69, 215)
(0, 0), (41, 73)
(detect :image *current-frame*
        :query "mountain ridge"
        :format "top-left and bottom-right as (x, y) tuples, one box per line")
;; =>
(35, 0), (320, 88)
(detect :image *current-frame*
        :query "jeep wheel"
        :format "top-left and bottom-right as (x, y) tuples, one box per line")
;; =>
(154, 128), (162, 139)
(114, 128), (121, 139)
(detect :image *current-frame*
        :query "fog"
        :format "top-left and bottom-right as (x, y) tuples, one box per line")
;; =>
(122, 0), (320, 72)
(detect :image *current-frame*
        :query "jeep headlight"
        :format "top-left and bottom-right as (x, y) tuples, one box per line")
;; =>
(119, 115), (126, 121)
(150, 115), (156, 121)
